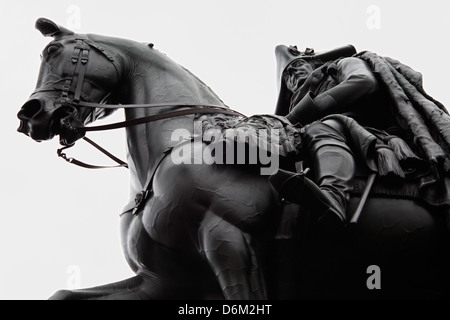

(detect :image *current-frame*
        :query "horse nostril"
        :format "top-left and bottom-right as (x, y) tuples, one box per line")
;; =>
(18, 99), (43, 120)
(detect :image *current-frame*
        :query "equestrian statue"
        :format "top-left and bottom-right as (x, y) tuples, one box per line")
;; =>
(17, 18), (450, 299)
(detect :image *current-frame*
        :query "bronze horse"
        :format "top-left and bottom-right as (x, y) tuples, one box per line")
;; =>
(17, 18), (450, 299)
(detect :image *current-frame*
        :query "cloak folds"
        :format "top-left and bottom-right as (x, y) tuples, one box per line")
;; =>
(355, 51), (450, 172)
(354, 51), (450, 206)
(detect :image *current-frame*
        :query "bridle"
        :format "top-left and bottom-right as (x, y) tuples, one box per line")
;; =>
(35, 37), (245, 169)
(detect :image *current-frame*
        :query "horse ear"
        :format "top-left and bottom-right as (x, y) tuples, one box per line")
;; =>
(35, 18), (75, 37)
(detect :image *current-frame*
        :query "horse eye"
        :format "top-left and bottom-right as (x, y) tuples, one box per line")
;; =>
(47, 45), (60, 55)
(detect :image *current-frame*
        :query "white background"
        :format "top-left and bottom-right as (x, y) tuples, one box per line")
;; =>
(0, 0), (449, 300)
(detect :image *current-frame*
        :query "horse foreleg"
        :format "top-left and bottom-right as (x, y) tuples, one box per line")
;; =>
(48, 273), (166, 300)
(198, 213), (267, 300)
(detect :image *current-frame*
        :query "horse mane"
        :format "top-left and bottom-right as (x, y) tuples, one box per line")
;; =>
(85, 33), (227, 108)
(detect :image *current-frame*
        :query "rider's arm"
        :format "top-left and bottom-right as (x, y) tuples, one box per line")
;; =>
(286, 57), (380, 126)
(313, 57), (379, 112)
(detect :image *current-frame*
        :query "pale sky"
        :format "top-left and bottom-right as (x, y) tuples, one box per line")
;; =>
(1, 0), (449, 299)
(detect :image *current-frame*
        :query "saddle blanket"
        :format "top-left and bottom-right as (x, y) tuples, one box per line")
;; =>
(194, 113), (302, 160)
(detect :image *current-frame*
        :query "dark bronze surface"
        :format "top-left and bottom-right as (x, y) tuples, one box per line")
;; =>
(17, 18), (450, 299)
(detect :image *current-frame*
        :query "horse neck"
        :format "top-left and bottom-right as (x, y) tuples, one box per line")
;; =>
(113, 41), (225, 188)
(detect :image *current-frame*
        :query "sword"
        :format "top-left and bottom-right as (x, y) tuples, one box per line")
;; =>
(350, 173), (377, 224)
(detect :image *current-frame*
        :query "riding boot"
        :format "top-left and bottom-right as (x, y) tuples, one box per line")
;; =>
(269, 169), (346, 234)
(269, 121), (355, 234)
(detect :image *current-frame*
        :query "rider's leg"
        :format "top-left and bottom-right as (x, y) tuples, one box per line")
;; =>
(269, 119), (355, 232)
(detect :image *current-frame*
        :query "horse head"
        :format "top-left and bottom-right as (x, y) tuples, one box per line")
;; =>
(18, 18), (123, 146)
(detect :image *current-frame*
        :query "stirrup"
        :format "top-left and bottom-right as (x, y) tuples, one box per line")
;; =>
(269, 168), (309, 203)
(270, 169), (346, 230)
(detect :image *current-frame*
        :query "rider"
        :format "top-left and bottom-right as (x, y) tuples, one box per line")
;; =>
(269, 45), (400, 233)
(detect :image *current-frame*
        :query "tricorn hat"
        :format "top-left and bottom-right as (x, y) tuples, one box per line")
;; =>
(274, 44), (357, 116)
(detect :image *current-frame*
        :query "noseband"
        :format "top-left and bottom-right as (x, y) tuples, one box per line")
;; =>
(38, 38), (245, 169)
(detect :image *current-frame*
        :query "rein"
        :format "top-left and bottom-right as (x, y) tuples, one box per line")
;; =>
(52, 38), (246, 170)
(71, 103), (245, 133)
(58, 103), (244, 169)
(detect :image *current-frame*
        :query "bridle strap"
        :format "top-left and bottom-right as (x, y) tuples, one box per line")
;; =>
(62, 39), (91, 105)
(73, 44), (90, 104)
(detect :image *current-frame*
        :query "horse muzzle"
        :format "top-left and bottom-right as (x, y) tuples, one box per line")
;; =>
(17, 98), (83, 144)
